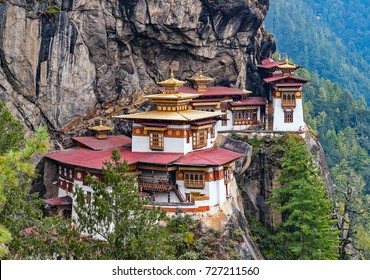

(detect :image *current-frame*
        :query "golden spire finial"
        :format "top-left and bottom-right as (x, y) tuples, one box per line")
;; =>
(285, 55), (289, 63)
(99, 119), (103, 126)
(278, 53), (281, 61)
(170, 69), (174, 78)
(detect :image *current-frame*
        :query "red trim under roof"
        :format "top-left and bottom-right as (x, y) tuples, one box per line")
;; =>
(191, 98), (225, 103)
(191, 119), (217, 126)
(73, 135), (132, 151)
(231, 97), (266, 106)
(174, 147), (243, 166)
(275, 83), (303, 87)
(45, 147), (183, 170)
(140, 122), (168, 127)
(263, 75), (309, 84)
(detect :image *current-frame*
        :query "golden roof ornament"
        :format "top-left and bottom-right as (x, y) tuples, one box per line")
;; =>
(278, 55), (299, 70)
(157, 69), (186, 94)
(187, 70), (214, 92)
(89, 119), (113, 139)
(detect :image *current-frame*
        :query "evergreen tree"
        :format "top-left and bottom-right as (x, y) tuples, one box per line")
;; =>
(270, 134), (339, 260)
(0, 101), (25, 156)
(0, 126), (49, 258)
(74, 148), (169, 260)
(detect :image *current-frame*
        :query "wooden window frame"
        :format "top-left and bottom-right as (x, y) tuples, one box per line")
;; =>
(59, 165), (74, 181)
(192, 129), (208, 149)
(184, 172), (205, 189)
(284, 110), (294, 123)
(282, 92), (296, 107)
(149, 131), (164, 151)
(232, 110), (257, 125)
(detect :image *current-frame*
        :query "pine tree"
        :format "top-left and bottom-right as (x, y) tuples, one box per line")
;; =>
(270, 134), (339, 259)
(0, 126), (49, 258)
(74, 148), (169, 260)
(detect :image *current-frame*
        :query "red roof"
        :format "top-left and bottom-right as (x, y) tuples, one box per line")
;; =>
(73, 135), (132, 151)
(263, 75), (309, 84)
(199, 87), (245, 96)
(191, 98), (225, 103)
(45, 147), (183, 170)
(45, 196), (72, 206)
(174, 147), (243, 166)
(231, 97), (266, 106)
(258, 61), (285, 69)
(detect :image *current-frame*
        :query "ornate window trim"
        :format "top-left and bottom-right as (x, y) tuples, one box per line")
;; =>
(284, 109), (294, 123)
(192, 129), (208, 149)
(282, 92), (296, 107)
(149, 131), (164, 150)
(184, 172), (205, 189)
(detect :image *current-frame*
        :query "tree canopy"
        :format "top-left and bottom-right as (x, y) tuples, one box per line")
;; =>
(269, 134), (339, 260)
(74, 148), (169, 260)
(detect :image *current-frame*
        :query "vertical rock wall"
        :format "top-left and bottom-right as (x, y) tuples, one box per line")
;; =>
(0, 0), (274, 139)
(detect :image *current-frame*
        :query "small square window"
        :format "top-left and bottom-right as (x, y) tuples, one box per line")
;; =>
(284, 110), (294, 123)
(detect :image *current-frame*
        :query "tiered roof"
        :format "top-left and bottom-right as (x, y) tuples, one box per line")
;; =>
(46, 136), (243, 169)
(114, 72), (225, 122)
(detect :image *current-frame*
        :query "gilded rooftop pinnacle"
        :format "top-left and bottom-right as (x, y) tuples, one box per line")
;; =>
(157, 70), (186, 91)
(89, 119), (113, 132)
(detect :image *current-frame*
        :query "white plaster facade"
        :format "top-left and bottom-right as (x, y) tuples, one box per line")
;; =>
(272, 98), (305, 131)
(132, 124), (218, 154)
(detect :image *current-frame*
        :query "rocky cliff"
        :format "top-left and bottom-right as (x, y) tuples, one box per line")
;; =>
(0, 0), (274, 142)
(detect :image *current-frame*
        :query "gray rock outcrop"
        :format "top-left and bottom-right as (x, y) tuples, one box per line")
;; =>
(0, 0), (274, 140)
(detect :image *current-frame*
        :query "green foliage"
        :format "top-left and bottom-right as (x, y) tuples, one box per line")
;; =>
(269, 135), (339, 260)
(0, 126), (49, 258)
(296, 67), (370, 258)
(332, 161), (370, 259)
(164, 213), (240, 260)
(45, 5), (60, 16)
(246, 215), (283, 259)
(230, 133), (266, 149)
(0, 101), (25, 155)
(301, 72), (370, 193)
(37, 1), (61, 17)
(74, 148), (168, 260)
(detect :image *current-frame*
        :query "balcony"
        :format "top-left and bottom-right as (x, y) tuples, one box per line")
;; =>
(138, 176), (174, 192)
(282, 100), (296, 107)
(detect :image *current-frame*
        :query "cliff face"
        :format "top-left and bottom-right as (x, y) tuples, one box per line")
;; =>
(240, 133), (334, 229)
(0, 0), (274, 139)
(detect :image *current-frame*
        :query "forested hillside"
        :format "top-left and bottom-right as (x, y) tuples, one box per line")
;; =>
(265, 0), (370, 102)
(304, 0), (370, 63)
(299, 69), (370, 259)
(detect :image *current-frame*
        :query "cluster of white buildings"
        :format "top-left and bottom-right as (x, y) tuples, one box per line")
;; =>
(43, 58), (308, 219)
